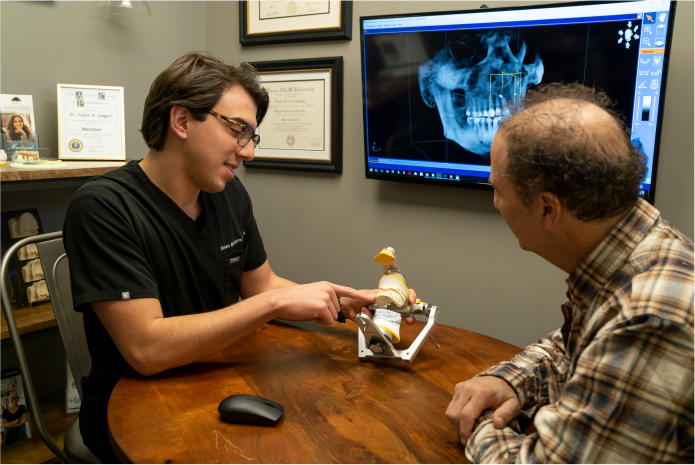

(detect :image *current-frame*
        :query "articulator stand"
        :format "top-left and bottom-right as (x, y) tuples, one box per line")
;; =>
(356, 301), (439, 363)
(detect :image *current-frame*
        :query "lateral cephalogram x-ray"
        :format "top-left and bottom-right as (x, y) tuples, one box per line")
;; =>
(418, 31), (544, 155)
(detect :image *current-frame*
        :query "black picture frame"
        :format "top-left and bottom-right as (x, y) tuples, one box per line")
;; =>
(240, 1), (352, 46)
(244, 57), (343, 173)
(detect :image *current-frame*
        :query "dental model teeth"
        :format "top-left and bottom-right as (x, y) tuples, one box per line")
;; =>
(27, 280), (49, 304)
(17, 243), (39, 261)
(376, 288), (407, 307)
(21, 259), (44, 282)
(373, 309), (402, 343)
(376, 272), (409, 308)
(9, 212), (39, 239)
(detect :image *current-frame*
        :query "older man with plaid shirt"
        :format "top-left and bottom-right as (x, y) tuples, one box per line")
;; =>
(446, 83), (694, 463)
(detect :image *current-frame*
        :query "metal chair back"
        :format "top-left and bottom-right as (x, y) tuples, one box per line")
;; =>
(37, 238), (91, 399)
(1, 232), (99, 463)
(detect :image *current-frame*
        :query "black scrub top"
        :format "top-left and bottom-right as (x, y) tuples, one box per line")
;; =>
(63, 161), (267, 461)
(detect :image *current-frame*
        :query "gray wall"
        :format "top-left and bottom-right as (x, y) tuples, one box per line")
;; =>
(0, 0), (206, 162)
(0, 0), (207, 400)
(208, 1), (694, 348)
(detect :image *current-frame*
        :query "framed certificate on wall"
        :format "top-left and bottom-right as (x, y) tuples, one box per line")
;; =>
(57, 83), (126, 161)
(240, 1), (352, 46)
(245, 57), (343, 173)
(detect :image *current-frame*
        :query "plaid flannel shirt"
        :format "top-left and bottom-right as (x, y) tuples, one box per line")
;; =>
(467, 199), (694, 463)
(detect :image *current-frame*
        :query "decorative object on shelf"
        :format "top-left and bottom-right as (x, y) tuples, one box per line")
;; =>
(57, 84), (126, 161)
(244, 57), (343, 173)
(97, 1), (151, 16)
(240, 1), (352, 46)
(1, 94), (39, 153)
(10, 151), (40, 165)
(0, 367), (32, 449)
(9, 149), (67, 169)
(0, 94), (38, 143)
(1, 209), (46, 309)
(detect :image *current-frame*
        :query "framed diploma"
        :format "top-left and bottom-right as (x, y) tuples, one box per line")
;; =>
(245, 57), (343, 173)
(57, 84), (126, 161)
(240, 1), (352, 46)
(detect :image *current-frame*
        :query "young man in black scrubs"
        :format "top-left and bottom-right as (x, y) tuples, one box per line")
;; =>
(63, 52), (380, 462)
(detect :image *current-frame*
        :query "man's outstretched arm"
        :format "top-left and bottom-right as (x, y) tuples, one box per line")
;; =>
(93, 260), (372, 376)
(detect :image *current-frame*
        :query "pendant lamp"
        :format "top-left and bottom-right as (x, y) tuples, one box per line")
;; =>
(97, 1), (151, 16)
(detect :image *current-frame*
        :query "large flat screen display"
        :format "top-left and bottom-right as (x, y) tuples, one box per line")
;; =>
(360, 1), (676, 202)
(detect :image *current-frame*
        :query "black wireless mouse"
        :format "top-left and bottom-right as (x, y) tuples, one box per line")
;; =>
(218, 394), (284, 426)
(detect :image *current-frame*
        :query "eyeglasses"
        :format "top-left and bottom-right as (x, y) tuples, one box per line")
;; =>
(208, 110), (260, 148)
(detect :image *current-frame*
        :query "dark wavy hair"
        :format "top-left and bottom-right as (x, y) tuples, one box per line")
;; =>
(141, 51), (269, 151)
(498, 83), (647, 221)
(5, 114), (32, 141)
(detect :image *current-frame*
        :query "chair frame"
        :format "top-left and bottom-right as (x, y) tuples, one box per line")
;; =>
(1, 231), (69, 462)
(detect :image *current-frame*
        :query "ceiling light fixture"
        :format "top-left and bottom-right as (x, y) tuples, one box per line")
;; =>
(97, 1), (151, 17)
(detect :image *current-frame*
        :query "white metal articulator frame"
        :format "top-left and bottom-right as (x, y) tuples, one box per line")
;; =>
(356, 301), (439, 363)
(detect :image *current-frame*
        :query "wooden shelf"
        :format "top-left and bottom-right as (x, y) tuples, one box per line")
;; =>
(1, 161), (125, 182)
(0, 395), (79, 464)
(1, 302), (57, 340)
(1, 161), (125, 192)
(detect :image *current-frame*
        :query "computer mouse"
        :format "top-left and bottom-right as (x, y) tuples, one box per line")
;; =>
(218, 394), (284, 426)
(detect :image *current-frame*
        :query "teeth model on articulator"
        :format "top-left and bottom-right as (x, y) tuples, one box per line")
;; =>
(419, 30), (544, 155)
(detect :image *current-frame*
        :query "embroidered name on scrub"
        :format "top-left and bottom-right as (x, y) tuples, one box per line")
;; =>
(220, 232), (246, 251)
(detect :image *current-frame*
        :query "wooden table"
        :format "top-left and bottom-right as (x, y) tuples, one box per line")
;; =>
(108, 319), (521, 463)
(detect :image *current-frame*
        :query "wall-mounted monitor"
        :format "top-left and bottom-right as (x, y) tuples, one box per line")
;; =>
(360, 1), (676, 203)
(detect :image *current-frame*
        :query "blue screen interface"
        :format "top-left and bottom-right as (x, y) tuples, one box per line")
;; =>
(361, 1), (673, 199)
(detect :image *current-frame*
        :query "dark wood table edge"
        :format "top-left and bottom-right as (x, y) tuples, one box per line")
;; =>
(108, 421), (133, 464)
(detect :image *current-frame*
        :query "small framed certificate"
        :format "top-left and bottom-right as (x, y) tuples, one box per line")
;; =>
(245, 57), (343, 173)
(57, 84), (126, 161)
(240, 1), (352, 46)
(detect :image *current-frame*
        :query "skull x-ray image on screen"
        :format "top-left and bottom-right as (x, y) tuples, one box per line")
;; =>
(418, 31), (544, 156)
(361, 1), (675, 202)
(363, 21), (640, 167)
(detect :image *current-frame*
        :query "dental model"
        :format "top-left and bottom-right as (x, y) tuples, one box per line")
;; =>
(9, 212), (39, 239)
(21, 259), (44, 283)
(355, 247), (440, 363)
(27, 280), (49, 304)
(17, 243), (39, 261)
(374, 248), (409, 308)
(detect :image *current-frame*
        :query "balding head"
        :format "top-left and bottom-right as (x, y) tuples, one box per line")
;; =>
(497, 83), (647, 221)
